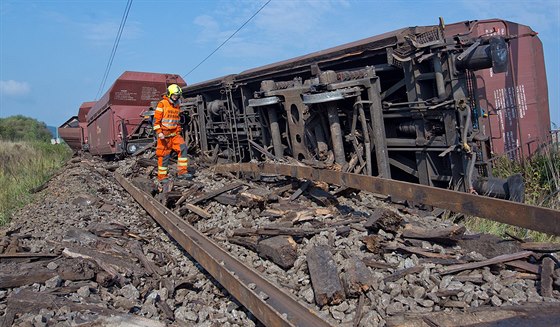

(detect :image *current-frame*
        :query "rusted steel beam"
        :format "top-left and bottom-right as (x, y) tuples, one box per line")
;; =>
(326, 103), (346, 166)
(267, 108), (284, 158)
(440, 251), (534, 275)
(213, 163), (560, 236)
(116, 174), (332, 327)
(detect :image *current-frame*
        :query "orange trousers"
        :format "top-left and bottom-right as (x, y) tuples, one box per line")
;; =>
(156, 133), (188, 180)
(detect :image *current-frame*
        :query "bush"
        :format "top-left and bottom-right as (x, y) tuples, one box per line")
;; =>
(492, 149), (560, 209)
(0, 115), (53, 142)
(462, 148), (560, 242)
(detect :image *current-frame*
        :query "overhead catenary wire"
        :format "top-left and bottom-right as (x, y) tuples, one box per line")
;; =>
(95, 0), (133, 100)
(182, 0), (271, 79)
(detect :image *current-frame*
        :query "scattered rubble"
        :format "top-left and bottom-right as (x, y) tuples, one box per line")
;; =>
(1, 153), (559, 326)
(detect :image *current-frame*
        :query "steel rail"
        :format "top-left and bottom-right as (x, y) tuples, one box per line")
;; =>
(115, 174), (332, 327)
(213, 163), (560, 236)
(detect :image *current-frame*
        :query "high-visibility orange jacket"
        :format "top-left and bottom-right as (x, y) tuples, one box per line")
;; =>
(153, 96), (181, 135)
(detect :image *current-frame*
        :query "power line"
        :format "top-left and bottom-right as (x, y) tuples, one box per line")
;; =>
(95, 0), (133, 100)
(182, 0), (271, 79)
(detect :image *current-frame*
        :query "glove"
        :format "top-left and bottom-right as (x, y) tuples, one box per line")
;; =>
(158, 132), (165, 139)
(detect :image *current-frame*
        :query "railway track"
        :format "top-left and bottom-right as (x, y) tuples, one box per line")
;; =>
(116, 174), (332, 327)
(2, 157), (559, 326)
(119, 160), (560, 326)
(213, 163), (560, 236)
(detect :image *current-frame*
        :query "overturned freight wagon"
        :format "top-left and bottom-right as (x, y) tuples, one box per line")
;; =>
(181, 19), (551, 200)
(58, 101), (95, 152)
(86, 71), (186, 156)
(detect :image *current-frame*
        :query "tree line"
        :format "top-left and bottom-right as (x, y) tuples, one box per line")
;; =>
(0, 115), (53, 142)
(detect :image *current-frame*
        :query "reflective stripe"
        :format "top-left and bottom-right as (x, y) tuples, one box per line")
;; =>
(178, 157), (188, 167)
(153, 124), (161, 130)
(156, 97), (181, 131)
(158, 166), (168, 171)
(161, 118), (179, 128)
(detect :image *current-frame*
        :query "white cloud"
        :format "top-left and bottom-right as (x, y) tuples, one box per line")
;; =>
(82, 20), (142, 45)
(41, 8), (142, 46)
(459, 0), (559, 33)
(191, 0), (347, 64)
(85, 21), (121, 42)
(181, 0), (365, 82)
(0, 80), (31, 96)
(194, 15), (220, 34)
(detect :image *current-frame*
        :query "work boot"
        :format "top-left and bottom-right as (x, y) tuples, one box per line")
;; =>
(156, 178), (173, 193)
(177, 173), (194, 181)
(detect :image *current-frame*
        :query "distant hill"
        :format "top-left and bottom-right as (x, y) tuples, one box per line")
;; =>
(47, 126), (57, 138)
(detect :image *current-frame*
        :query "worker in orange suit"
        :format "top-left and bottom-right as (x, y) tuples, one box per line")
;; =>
(153, 84), (192, 184)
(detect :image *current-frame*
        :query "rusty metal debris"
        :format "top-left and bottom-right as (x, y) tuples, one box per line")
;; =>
(116, 173), (333, 327)
(213, 162), (560, 236)
(2, 155), (559, 326)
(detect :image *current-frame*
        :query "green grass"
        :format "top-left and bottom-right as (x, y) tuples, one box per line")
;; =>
(0, 140), (72, 225)
(462, 147), (560, 242)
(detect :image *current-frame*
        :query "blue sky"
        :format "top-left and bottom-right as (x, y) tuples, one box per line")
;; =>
(1, 0), (559, 128)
